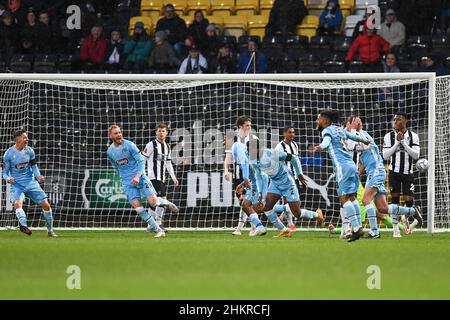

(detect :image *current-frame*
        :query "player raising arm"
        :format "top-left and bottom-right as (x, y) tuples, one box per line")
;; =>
(2, 129), (57, 237)
(314, 110), (370, 242)
(107, 125), (177, 238)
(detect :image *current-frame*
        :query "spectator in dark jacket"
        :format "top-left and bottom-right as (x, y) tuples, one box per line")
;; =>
(265, 0), (308, 36)
(419, 54), (450, 76)
(105, 30), (125, 71)
(237, 40), (267, 73)
(202, 24), (222, 67)
(36, 10), (60, 53)
(0, 11), (19, 60)
(8, 0), (26, 25)
(124, 21), (153, 73)
(148, 30), (180, 73)
(317, 0), (343, 35)
(156, 4), (187, 56)
(345, 24), (390, 72)
(212, 43), (236, 74)
(18, 8), (39, 54)
(188, 10), (209, 49)
(80, 24), (108, 70)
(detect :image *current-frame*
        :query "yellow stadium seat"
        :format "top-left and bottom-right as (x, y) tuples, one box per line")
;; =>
(142, 10), (164, 21)
(296, 25), (317, 40)
(223, 15), (248, 38)
(235, 0), (258, 16)
(206, 15), (224, 31)
(259, 0), (274, 15)
(186, 0), (211, 15)
(165, 0), (187, 15)
(301, 15), (319, 26)
(141, 0), (163, 11)
(128, 16), (153, 35)
(210, 0), (235, 17)
(339, 0), (354, 17)
(247, 15), (269, 38)
(307, 0), (327, 16)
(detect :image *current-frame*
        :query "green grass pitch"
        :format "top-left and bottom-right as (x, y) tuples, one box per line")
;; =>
(1, 230), (449, 299)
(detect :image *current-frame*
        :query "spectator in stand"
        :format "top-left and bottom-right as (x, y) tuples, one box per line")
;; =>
(0, 11), (19, 61)
(418, 54), (450, 76)
(18, 8), (39, 54)
(265, 0), (308, 36)
(148, 30), (179, 73)
(156, 4), (188, 57)
(392, 0), (442, 36)
(378, 9), (405, 52)
(36, 10), (59, 53)
(379, 52), (401, 103)
(211, 43), (235, 74)
(178, 45), (208, 74)
(105, 29), (125, 71)
(123, 21), (153, 73)
(383, 52), (400, 73)
(345, 23), (390, 73)
(317, 0), (343, 36)
(80, 24), (108, 70)
(237, 40), (267, 73)
(301, 144), (324, 167)
(202, 24), (222, 69)
(8, 0), (25, 25)
(187, 10), (209, 50)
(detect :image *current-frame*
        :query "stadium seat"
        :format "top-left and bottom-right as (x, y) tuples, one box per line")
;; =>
(333, 36), (352, 52)
(247, 15), (269, 38)
(339, 0), (355, 17)
(407, 35), (430, 60)
(259, 0), (275, 16)
(323, 60), (347, 73)
(302, 15), (320, 26)
(262, 35), (285, 48)
(140, 0), (163, 19)
(307, 0), (327, 16)
(186, 0), (211, 16)
(34, 54), (58, 73)
(58, 54), (76, 73)
(128, 16), (153, 35)
(444, 56), (450, 68)
(296, 25), (317, 40)
(285, 35), (309, 49)
(223, 15), (248, 38)
(235, 0), (259, 16)
(210, 0), (235, 17)
(348, 60), (362, 72)
(168, 0), (188, 15)
(206, 15), (224, 31)
(398, 59), (418, 73)
(431, 35), (450, 56)
(9, 54), (33, 73)
(222, 35), (237, 46)
(354, 0), (378, 16)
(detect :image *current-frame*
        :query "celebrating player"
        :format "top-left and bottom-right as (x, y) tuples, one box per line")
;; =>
(314, 110), (371, 242)
(107, 124), (177, 238)
(143, 122), (179, 232)
(383, 111), (423, 232)
(2, 129), (57, 237)
(275, 126), (324, 230)
(224, 116), (259, 236)
(356, 118), (418, 238)
(247, 139), (321, 238)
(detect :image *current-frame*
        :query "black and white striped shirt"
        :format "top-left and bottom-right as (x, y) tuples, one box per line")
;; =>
(144, 139), (172, 182)
(345, 129), (362, 165)
(226, 133), (258, 180)
(275, 140), (299, 180)
(383, 130), (420, 175)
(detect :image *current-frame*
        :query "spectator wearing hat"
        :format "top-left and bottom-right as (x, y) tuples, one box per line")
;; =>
(378, 9), (405, 52)
(148, 30), (180, 73)
(178, 45), (208, 74)
(201, 24), (222, 66)
(123, 21), (153, 73)
(212, 43), (235, 74)
(345, 23), (390, 73)
(317, 0), (343, 36)
(187, 10), (209, 48)
(237, 40), (267, 73)
(419, 54), (450, 76)
(156, 4), (187, 57)
(80, 24), (108, 70)
(105, 30), (125, 71)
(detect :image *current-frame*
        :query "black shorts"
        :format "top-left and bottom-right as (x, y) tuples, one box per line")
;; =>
(388, 171), (415, 197)
(151, 180), (167, 197)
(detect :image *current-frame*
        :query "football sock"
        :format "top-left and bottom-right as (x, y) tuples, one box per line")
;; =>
(15, 208), (27, 227)
(42, 210), (54, 231)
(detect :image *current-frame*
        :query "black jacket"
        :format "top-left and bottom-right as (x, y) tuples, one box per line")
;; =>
(156, 15), (187, 45)
(266, 0), (308, 35)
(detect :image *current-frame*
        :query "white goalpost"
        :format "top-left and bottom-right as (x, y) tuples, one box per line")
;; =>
(0, 73), (448, 232)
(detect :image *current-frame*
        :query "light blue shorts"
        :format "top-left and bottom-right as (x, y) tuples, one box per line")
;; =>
(124, 175), (156, 203)
(366, 170), (387, 200)
(268, 178), (300, 203)
(10, 180), (48, 204)
(337, 165), (360, 197)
